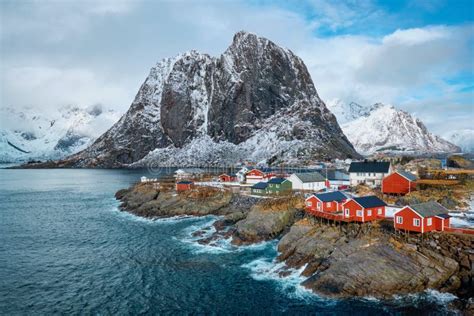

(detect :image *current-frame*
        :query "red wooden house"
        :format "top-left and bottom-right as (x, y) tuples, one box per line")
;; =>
(342, 195), (387, 222)
(382, 171), (417, 195)
(305, 191), (348, 214)
(219, 173), (237, 182)
(176, 180), (194, 192)
(393, 201), (451, 233)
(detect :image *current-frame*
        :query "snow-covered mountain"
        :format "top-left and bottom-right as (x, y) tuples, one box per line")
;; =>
(43, 31), (358, 168)
(0, 105), (121, 163)
(327, 100), (460, 155)
(444, 129), (474, 153)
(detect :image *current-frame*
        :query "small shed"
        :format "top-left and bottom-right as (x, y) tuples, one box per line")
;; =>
(219, 173), (237, 182)
(343, 195), (387, 222)
(176, 180), (194, 192)
(251, 182), (268, 195)
(382, 171), (417, 195)
(393, 201), (451, 233)
(266, 178), (292, 195)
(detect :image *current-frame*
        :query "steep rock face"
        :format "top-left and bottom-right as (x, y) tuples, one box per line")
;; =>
(56, 31), (358, 168)
(327, 101), (460, 155)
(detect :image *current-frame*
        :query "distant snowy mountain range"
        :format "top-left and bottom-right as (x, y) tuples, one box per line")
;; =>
(327, 100), (462, 155)
(0, 105), (120, 163)
(443, 129), (474, 153)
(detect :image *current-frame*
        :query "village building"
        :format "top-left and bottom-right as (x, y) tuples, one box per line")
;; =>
(250, 182), (268, 195)
(325, 170), (350, 190)
(348, 161), (391, 187)
(287, 172), (326, 191)
(393, 201), (451, 233)
(174, 168), (203, 180)
(219, 173), (237, 182)
(382, 170), (417, 195)
(342, 195), (387, 222)
(266, 178), (292, 195)
(305, 191), (348, 214)
(245, 168), (275, 184)
(176, 180), (194, 192)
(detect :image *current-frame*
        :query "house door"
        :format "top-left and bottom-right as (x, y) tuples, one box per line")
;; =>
(345, 209), (350, 217)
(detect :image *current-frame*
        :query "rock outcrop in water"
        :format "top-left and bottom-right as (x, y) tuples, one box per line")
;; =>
(34, 31), (358, 168)
(277, 219), (471, 299)
(115, 183), (473, 306)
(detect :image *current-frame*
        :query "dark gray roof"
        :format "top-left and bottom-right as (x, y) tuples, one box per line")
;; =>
(252, 182), (268, 189)
(325, 170), (350, 181)
(396, 170), (417, 182)
(314, 191), (347, 202)
(353, 196), (387, 208)
(268, 177), (288, 184)
(177, 181), (193, 184)
(349, 161), (390, 173)
(293, 172), (326, 183)
(410, 201), (449, 217)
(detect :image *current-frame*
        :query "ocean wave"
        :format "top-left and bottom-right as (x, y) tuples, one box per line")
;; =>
(179, 218), (277, 254)
(241, 256), (328, 303)
(109, 206), (212, 225)
(449, 212), (474, 228)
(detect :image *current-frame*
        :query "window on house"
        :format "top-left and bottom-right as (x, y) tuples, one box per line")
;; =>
(356, 210), (363, 217)
(378, 208), (382, 215)
(307, 201), (312, 206)
(345, 209), (350, 216)
(396, 216), (403, 224)
(413, 218), (420, 227)
(427, 218), (432, 226)
(276, 184), (280, 188)
(367, 209), (372, 216)
(326, 202), (331, 207)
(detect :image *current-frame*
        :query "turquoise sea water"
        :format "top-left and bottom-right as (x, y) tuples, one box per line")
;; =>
(0, 169), (460, 314)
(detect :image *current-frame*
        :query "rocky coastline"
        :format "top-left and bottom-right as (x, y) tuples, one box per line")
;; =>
(116, 182), (473, 313)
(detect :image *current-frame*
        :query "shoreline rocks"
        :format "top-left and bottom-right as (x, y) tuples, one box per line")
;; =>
(115, 183), (473, 309)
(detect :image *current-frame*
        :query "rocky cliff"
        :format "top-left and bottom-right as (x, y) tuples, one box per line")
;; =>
(47, 31), (358, 168)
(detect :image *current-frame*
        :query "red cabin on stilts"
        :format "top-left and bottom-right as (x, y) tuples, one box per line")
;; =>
(393, 201), (451, 233)
(342, 196), (387, 222)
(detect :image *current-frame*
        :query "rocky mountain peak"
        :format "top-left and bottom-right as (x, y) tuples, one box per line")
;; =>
(50, 31), (359, 167)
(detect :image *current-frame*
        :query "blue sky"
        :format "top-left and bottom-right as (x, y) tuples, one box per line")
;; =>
(0, 0), (472, 135)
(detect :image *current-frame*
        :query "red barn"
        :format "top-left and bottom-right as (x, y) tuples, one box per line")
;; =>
(219, 173), (237, 182)
(176, 180), (194, 192)
(382, 171), (417, 195)
(342, 196), (387, 222)
(393, 201), (451, 233)
(305, 191), (348, 214)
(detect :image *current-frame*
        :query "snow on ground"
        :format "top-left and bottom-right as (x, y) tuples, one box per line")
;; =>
(0, 105), (120, 163)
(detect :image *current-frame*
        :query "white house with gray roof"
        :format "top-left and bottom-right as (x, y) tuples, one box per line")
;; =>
(287, 172), (326, 191)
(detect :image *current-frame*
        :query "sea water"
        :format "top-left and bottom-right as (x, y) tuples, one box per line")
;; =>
(0, 169), (463, 314)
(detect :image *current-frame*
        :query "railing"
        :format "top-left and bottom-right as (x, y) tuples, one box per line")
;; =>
(306, 208), (355, 222)
(444, 227), (474, 235)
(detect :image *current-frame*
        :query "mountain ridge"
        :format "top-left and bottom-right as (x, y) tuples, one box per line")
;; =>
(40, 31), (359, 167)
(327, 100), (460, 155)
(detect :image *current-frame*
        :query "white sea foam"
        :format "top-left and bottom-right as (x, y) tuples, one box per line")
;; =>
(449, 212), (474, 228)
(241, 256), (329, 303)
(109, 206), (211, 225)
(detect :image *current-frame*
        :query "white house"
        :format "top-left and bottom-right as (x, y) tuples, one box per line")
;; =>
(348, 161), (391, 187)
(287, 172), (326, 191)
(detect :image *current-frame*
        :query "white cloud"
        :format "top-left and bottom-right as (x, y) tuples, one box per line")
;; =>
(0, 0), (472, 135)
(1, 66), (136, 114)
